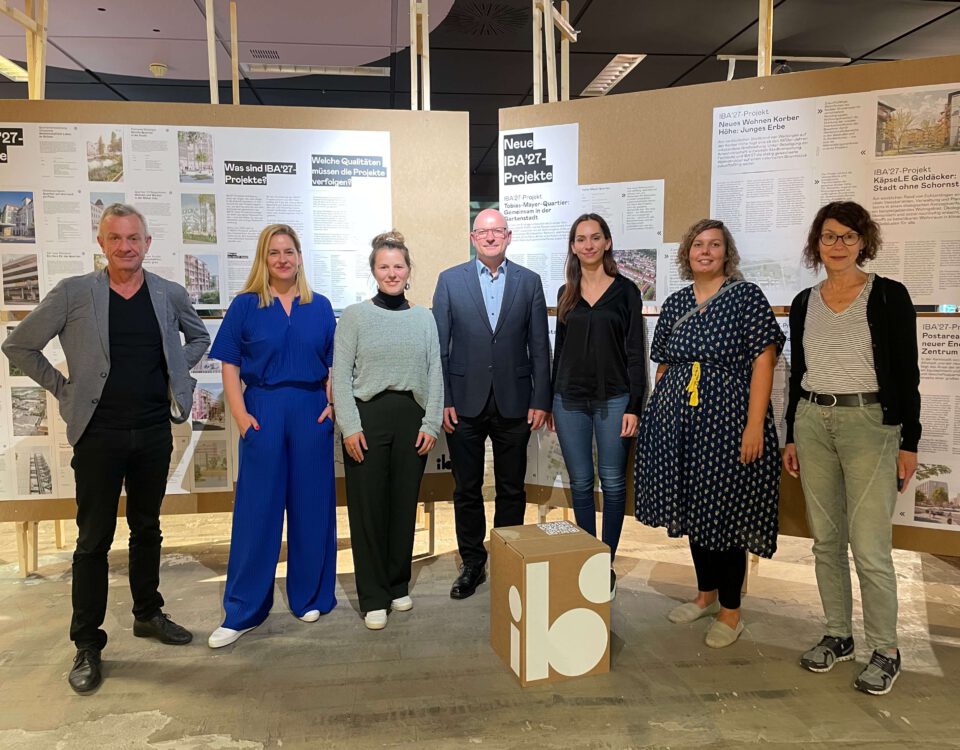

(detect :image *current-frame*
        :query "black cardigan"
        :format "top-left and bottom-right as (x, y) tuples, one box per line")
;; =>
(784, 275), (921, 452)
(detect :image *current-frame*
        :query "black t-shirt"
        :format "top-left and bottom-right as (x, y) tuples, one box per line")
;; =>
(552, 273), (647, 414)
(88, 280), (170, 430)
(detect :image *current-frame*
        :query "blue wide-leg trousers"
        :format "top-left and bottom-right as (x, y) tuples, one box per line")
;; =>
(222, 383), (337, 629)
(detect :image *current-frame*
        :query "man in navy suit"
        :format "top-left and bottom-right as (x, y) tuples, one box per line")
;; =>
(433, 208), (551, 599)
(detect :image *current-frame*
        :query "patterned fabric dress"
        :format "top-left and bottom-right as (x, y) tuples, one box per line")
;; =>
(635, 279), (785, 558)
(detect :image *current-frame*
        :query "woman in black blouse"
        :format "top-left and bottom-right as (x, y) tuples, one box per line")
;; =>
(548, 213), (647, 596)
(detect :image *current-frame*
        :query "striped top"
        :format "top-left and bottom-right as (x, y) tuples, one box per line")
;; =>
(801, 273), (878, 394)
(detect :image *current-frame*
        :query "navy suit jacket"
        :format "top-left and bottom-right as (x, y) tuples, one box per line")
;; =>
(432, 259), (551, 419)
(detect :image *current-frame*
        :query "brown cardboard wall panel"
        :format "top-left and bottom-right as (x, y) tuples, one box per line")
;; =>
(0, 100), (468, 522)
(501, 56), (960, 558)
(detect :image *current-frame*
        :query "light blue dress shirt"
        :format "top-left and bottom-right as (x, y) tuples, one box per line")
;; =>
(476, 257), (507, 331)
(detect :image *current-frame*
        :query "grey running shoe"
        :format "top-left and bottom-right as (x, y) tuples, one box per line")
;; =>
(854, 649), (901, 695)
(799, 635), (855, 673)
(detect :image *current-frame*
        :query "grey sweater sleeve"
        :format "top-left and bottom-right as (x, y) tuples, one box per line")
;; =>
(420, 313), (444, 438)
(332, 306), (364, 438)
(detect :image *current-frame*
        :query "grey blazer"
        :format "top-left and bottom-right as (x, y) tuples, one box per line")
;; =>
(1, 269), (210, 445)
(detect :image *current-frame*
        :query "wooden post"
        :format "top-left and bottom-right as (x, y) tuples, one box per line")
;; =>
(24, 0), (35, 95)
(15, 521), (39, 577)
(229, 0), (239, 105)
(560, 0), (570, 101)
(757, 0), (773, 77)
(22, 0), (47, 100)
(543, 0), (557, 103)
(54, 519), (69, 550)
(424, 501), (435, 557)
(35, 0), (47, 95)
(205, 0), (219, 104)
(409, 0), (419, 110)
(418, 1), (431, 111)
(532, 0), (543, 105)
(409, 1), (431, 111)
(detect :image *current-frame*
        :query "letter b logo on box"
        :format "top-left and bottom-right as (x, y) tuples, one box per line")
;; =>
(508, 551), (610, 681)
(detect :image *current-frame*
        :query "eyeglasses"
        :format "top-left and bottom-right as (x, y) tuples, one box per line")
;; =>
(472, 227), (509, 239)
(820, 231), (861, 246)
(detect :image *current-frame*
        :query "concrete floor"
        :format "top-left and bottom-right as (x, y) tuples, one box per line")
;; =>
(1, 503), (958, 750)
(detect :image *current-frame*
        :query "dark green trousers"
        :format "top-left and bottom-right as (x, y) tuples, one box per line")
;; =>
(343, 391), (428, 612)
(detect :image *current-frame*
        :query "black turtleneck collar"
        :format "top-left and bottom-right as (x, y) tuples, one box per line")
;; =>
(373, 289), (410, 310)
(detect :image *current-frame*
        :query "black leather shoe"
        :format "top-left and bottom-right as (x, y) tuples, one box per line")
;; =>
(450, 564), (487, 600)
(133, 612), (193, 645)
(68, 648), (102, 694)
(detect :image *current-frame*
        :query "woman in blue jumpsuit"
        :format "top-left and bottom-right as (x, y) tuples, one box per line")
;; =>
(207, 224), (337, 648)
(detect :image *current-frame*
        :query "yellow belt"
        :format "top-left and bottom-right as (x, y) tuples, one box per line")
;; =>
(686, 362), (701, 407)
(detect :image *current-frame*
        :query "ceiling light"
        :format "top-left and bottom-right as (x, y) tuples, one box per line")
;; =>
(0, 54), (29, 82)
(580, 54), (645, 97)
(239, 63), (390, 77)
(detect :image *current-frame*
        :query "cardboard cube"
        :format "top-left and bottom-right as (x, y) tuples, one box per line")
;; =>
(490, 521), (611, 687)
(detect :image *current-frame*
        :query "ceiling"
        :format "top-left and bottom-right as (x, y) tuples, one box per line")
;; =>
(1, 0), (958, 198)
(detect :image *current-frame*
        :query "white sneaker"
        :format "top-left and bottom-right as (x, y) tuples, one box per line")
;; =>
(364, 609), (388, 630)
(391, 596), (413, 612)
(207, 624), (256, 648)
(299, 610), (321, 623)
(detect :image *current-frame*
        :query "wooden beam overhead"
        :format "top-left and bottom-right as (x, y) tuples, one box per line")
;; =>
(205, 0), (219, 104)
(230, 0), (240, 105)
(757, 0), (773, 77)
(0, 0), (39, 33)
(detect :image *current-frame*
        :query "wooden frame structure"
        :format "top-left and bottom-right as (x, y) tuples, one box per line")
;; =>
(205, 0), (219, 104)
(531, 0), (577, 105)
(0, 95), (470, 576)
(409, 0), (431, 110)
(202, 0), (241, 105)
(1, 0), (50, 575)
(229, 0), (240, 105)
(0, 0), (46, 100)
(757, 0), (773, 78)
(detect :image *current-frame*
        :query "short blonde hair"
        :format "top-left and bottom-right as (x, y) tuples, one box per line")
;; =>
(238, 224), (313, 308)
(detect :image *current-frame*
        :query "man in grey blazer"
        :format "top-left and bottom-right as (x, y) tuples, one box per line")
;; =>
(433, 208), (551, 599)
(2, 203), (209, 694)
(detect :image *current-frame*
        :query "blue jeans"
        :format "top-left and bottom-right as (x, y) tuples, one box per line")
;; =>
(552, 393), (630, 558)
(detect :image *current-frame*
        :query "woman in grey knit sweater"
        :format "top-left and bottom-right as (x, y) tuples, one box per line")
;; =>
(332, 230), (443, 630)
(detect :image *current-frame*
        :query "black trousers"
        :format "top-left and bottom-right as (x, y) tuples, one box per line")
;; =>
(447, 389), (531, 568)
(70, 422), (173, 651)
(343, 391), (428, 612)
(689, 541), (747, 610)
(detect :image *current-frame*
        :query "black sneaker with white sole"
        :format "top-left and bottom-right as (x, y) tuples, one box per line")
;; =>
(799, 634), (855, 673)
(854, 649), (901, 695)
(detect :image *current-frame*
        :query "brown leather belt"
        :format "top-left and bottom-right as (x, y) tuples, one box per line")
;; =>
(801, 389), (880, 407)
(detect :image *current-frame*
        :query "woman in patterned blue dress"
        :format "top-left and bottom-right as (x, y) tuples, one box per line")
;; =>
(635, 219), (784, 648)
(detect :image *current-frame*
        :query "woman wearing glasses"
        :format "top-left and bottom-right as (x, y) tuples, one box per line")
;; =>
(784, 201), (920, 695)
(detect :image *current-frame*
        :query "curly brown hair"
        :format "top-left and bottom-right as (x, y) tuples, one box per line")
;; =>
(801, 202), (881, 270)
(677, 219), (741, 281)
